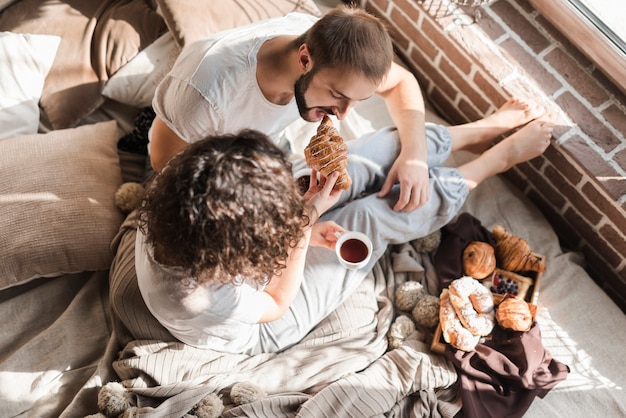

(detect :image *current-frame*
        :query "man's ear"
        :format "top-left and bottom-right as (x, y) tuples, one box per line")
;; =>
(297, 44), (313, 72)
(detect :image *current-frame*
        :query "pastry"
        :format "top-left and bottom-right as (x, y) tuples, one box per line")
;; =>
(496, 296), (533, 331)
(304, 116), (352, 190)
(448, 276), (495, 336)
(439, 289), (480, 352)
(493, 225), (546, 273)
(463, 241), (497, 279)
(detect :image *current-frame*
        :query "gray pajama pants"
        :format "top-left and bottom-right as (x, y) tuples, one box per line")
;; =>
(255, 123), (469, 354)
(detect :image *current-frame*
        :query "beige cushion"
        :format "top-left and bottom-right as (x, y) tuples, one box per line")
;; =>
(156, 0), (322, 47)
(0, 121), (125, 289)
(0, 0), (167, 129)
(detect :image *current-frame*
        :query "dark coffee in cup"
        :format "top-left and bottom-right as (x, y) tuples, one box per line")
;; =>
(295, 175), (310, 195)
(340, 238), (369, 263)
(335, 231), (373, 270)
(293, 168), (312, 195)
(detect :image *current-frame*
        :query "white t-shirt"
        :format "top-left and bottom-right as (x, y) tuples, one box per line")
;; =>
(152, 12), (319, 152)
(134, 228), (267, 354)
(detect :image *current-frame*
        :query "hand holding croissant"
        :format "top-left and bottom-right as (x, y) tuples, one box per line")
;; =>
(304, 116), (352, 190)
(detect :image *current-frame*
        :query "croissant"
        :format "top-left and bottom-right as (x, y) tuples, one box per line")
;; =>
(493, 225), (546, 273)
(304, 116), (352, 190)
(496, 296), (533, 332)
(463, 241), (496, 279)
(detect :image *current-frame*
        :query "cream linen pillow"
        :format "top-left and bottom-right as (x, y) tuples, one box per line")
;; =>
(156, 0), (322, 47)
(0, 121), (125, 289)
(0, 32), (60, 140)
(102, 32), (181, 108)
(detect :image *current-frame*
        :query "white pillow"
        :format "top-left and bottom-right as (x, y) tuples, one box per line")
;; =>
(0, 32), (60, 140)
(102, 32), (180, 108)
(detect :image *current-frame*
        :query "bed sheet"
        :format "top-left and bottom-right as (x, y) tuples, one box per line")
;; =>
(2, 101), (626, 417)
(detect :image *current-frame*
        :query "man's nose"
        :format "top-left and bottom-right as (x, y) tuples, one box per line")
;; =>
(334, 102), (355, 120)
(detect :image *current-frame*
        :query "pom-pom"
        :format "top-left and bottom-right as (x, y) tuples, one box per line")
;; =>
(387, 315), (416, 349)
(120, 408), (138, 418)
(394, 281), (426, 311)
(230, 382), (265, 405)
(114, 182), (145, 213)
(98, 382), (132, 417)
(411, 229), (441, 253)
(190, 392), (224, 418)
(412, 294), (440, 328)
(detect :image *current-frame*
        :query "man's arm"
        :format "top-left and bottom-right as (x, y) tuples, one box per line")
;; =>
(149, 115), (190, 173)
(375, 62), (430, 212)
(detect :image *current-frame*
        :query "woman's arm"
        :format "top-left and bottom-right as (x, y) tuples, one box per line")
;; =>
(257, 172), (342, 323)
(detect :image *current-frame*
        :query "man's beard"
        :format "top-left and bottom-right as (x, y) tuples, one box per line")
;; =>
(294, 71), (333, 122)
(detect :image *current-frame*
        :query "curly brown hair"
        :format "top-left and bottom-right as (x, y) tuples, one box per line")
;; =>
(138, 130), (307, 286)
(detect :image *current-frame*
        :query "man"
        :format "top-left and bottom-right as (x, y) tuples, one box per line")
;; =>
(148, 5), (429, 211)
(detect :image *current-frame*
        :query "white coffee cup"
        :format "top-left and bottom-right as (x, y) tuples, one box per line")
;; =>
(335, 231), (373, 270)
(293, 168), (312, 195)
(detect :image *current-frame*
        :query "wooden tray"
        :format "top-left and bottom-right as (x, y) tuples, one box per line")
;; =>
(430, 267), (542, 355)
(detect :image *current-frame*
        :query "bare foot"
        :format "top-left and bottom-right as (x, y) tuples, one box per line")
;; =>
(486, 97), (546, 131)
(457, 113), (554, 190)
(450, 98), (546, 154)
(492, 112), (554, 171)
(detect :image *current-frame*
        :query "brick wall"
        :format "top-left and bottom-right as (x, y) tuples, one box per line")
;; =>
(353, 0), (626, 312)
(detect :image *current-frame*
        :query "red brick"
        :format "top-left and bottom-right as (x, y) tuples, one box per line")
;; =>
(591, 67), (626, 105)
(511, 0), (534, 14)
(457, 97), (483, 122)
(409, 26), (438, 61)
(602, 176), (626, 202)
(534, 15), (593, 69)
(564, 208), (622, 268)
(472, 71), (508, 107)
(439, 56), (490, 112)
(390, 8), (425, 51)
(420, 17), (470, 68)
(490, 0), (551, 53)
(600, 223), (626, 257)
(476, 8), (507, 40)
(544, 165), (603, 225)
(430, 87), (466, 124)
(544, 48), (610, 107)
(555, 92), (620, 153)
(543, 143), (583, 185)
(366, 0), (390, 14)
(499, 39), (562, 95)
(514, 163), (567, 209)
(391, 0), (419, 22)
(601, 104), (626, 141)
(560, 135), (621, 183)
(409, 48), (458, 101)
(615, 147), (626, 173)
(581, 183), (626, 237)
(532, 196), (584, 250)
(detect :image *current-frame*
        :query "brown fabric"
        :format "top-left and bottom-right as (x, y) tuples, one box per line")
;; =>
(433, 212), (495, 292)
(155, 0), (322, 47)
(109, 209), (178, 346)
(445, 322), (570, 418)
(0, 0), (166, 129)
